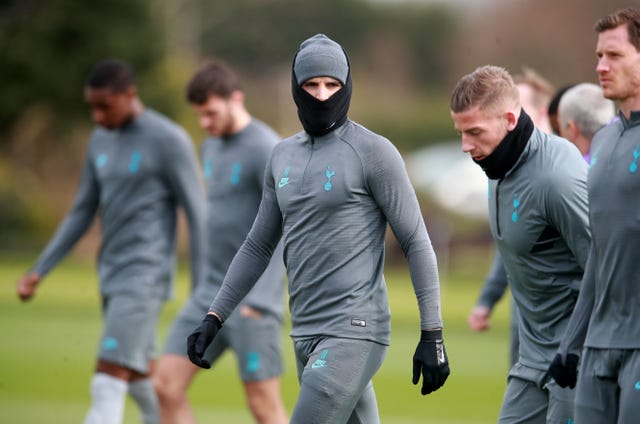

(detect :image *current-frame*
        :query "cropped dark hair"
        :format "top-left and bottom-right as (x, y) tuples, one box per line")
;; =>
(596, 7), (640, 51)
(86, 59), (135, 92)
(186, 60), (242, 104)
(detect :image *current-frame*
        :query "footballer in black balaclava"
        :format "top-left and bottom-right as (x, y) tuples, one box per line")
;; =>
(292, 34), (352, 137)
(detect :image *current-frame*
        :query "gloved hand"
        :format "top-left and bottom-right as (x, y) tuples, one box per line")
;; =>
(548, 353), (579, 388)
(412, 329), (450, 395)
(187, 314), (222, 369)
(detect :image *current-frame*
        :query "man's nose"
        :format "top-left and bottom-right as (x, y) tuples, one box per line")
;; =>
(461, 137), (474, 154)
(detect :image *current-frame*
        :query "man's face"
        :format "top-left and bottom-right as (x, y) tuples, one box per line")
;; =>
(191, 95), (235, 137)
(451, 106), (511, 161)
(84, 86), (135, 130)
(301, 76), (342, 101)
(596, 24), (640, 102)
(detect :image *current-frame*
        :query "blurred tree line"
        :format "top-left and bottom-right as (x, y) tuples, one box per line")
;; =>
(0, 0), (632, 251)
(0, 0), (460, 250)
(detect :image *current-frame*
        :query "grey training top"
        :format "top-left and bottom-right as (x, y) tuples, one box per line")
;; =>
(197, 119), (285, 319)
(476, 250), (509, 310)
(559, 112), (640, 355)
(210, 120), (442, 345)
(489, 128), (590, 371)
(32, 109), (206, 299)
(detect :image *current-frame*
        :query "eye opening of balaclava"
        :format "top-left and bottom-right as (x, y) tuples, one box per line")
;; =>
(291, 33), (352, 137)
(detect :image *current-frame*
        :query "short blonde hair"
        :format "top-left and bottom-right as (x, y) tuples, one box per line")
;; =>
(513, 67), (555, 110)
(450, 65), (520, 113)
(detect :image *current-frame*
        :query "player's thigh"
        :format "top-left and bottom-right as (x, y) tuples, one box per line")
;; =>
(227, 309), (284, 382)
(99, 292), (164, 374)
(617, 349), (640, 423)
(243, 376), (284, 407)
(347, 381), (379, 424)
(498, 376), (547, 424)
(575, 348), (619, 424)
(291, 337), (387, 424)
(154, 354), (201, 393)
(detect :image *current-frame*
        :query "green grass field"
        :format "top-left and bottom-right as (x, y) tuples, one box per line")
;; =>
(0, 251), (511, 423)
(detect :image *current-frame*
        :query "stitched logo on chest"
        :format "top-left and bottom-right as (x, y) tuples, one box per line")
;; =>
(512, 193), (520, 223)
(324, 165), (336, 191)
(129, 151), (142, 173)
(630, 146), (640, 173)
(96, 154), (108, 168)
(589, 145), (600, 168)
(231, 162), (242, 185)
(278, 166), (290, 188)
(203, 159), (213, 179)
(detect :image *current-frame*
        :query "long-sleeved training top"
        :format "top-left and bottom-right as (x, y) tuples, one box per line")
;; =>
(559, 111), (640, 355)
(489, 128), (590, 371)
(31, 109), (206, 299)
(210, 120), (442, 345)
(198, 119), (285, 319)
(476, 250), (509, 310)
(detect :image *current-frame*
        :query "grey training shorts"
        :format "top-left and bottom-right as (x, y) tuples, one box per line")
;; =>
(163, 288), (284, 382)
(99, 291), (164, 374)
(498, 362), (575, 424)
(575, 347), (640, 424)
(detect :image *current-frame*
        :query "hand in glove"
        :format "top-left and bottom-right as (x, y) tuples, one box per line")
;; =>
(187, 314), (222, 369)
(412, 329), (450, 395)
(548, 353), (579, 389)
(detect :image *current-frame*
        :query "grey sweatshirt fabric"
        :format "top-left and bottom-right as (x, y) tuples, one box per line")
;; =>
(559, 112), (640, 355)
(477, 250), (509, 309)
(210, 120), (442, 345)
(197, 119), (285, 319)
(32, 109), (206, 299)
(489, 128), (590, 371)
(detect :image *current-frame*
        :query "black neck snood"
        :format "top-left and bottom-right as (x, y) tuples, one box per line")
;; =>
(474, 109), (534, 180)
(291, 64), (352, 137)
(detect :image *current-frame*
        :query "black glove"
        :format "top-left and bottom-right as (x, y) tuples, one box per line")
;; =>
(412, 329), (450, 395)
(548, 353), (579, 389)
(187, 314), (222, 369)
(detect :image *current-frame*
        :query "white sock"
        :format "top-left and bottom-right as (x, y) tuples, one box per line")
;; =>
(83, 373), (128, 424)
(128, 378), (160, 424)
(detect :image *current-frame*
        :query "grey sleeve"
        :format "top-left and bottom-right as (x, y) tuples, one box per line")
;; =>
(476, 250), (509, 310)
(228, 134), (285, 315)
(544, 170), (591, 270)
(366, 139), (443, 330)
(558, 247), (595, 358)
(209, 159), (283, 321)
(32, 157), (99, 277)
(241, 240), (286, 317)
(163, 130), (207, 291)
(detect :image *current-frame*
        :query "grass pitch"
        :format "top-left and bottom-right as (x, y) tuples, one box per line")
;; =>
(0, 251), (510, 423)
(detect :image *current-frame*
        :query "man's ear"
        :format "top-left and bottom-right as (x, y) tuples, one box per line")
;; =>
(125, 85), (137, 99)
(230, 90), (244, 104)
(505, 109), (519, 131)
(567, 120), (580, 139)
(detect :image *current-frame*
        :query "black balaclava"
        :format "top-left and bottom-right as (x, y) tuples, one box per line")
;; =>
(474, 108), (534, 180)
(291, 34), (352, 137)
